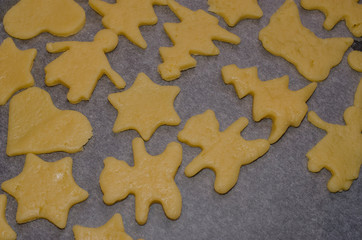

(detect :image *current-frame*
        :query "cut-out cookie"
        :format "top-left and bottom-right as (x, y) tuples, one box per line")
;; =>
(307, 79), (362, 192)
(108, 73), (180, 141)
(0, 38), (36, 106)
(0, 195), (16, 240)
(6, 87), (93, 156)
(1, 154), (89, 228)
(158, 0), (240, 81)
(45, 29), (125, 104)
(222, 65), (317, 143)
(208, 0), (263, 27)
(89, 0), (167, 48)
(178, 110), (270, 194)
(348, 51), (362, 72)
(3, 0), (85, 39)
(301, 0), (362, 37)
(100, 138), (182, 225)
(259, 0), (353, 82)
(73, 213), (141, 240)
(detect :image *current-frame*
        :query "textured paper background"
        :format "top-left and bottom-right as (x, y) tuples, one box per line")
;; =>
(0, 0), (361, 239)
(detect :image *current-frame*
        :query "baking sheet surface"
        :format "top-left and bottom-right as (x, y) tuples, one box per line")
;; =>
(0, 0), (361, 239)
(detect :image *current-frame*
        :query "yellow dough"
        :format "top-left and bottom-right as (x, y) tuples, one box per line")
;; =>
(0, 38), (36, 106)
(108, 73), (180, 141)
(45, 29), (125, 104)
(348, 51), (362, 72)
(222, 65), (317, 144)
(178, 110), (270, 194)
(158, 0), (240, 81)
(1, 154), (89, 228)
(259, 0), (353, 82)
(301, 0), (362, 37)
(208, 0), (263, 27)
(100, 138), (182, 225)
(0, 195), (16, 240)
(73, 214), (140, 240)
(6, 87), (93, 156)
(307, 79), (362, 192)
(3, 0), (85, 39)
(89, 0), (167, 49)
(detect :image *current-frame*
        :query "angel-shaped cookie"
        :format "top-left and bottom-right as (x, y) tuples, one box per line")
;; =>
(307, 79), (362, 192)
(45, 29), (125, 104)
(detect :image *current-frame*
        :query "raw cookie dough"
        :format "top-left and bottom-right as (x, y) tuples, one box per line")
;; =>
(307, 79), (362, 192)
(348, 51), (362, 72)
(73, 214), (140, 240)
(1, 154), (89, 228)
(259, 0), (353, 82)
(222, 65), (317, 143)
(6, 87), (93, 156)
(3, 0), (85, 39)
(45, 29), (125, 104)
(100, 138), (182, 225)
(158, 0), (240, 81)
(0, 38), (36, 106)
(0, 195), (16, 240)
(108, 73), (180, 141)
(208, 0), (263, 27)
(301, 0), (362, 37)
(178, 110), (270, 194)
(89, 0), (167, 49)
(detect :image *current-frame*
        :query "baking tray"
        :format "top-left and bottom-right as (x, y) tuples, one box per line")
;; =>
(0, 0), (361, 239)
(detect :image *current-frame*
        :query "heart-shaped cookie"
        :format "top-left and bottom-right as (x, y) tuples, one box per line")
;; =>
(7, 87), (93, 156)
(3, 0), (85, 39)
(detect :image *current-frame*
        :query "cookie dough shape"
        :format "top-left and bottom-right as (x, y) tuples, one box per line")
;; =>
(222, 65), (317, 143)
(158, 0), (240, 81)
(178, 110), (270, 194)
(348, 51), (362, 72)
(0, 38), (37, 106)
(45, 29), (125, 104)
(73, 214), (138, 240)
(1, 154), (89, 228)
(208, 0), (263, 27)
(301, 0), (362, 37)
(100, 138), (182, 225)
(307, 79), (362, 192)
(108, 73), (180, 141)
(0, 195), (16, 240)
(89, 0), (167, 49)
(3, 0), (85, 39)
(6, 87), (93, 156)
(259, 0), (353, 82)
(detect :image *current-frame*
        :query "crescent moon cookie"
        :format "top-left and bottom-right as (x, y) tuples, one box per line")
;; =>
(89, 0), (167, 49)
(208, 0), (263, 27)
(1, 154), (89, 229)
(45, 29), (125, 104)
(158, 0), (240, 81)
(307, 79), (362, 192)
(100, 138), (182, 225)
(0, 38), (37, 106)
(178, 110), (270, 194)
(6, 87), (93, 156)
(3, 0), (85, 39)
(259, 0), (353, 82)
(222, 65), (317, 144)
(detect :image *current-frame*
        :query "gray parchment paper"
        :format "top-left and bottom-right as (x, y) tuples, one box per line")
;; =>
(0, 0), (361, 239)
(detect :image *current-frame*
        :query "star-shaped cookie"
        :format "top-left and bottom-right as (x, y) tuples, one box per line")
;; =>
(73, 214), (137, 240)
(0, 38), (36, 106)
(108, 73), (180, 141)
(0, 195), (16, 240)
(100, 138), (182, 225)
(1, 154), (89, 228)
(208, 0), (263, 27)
